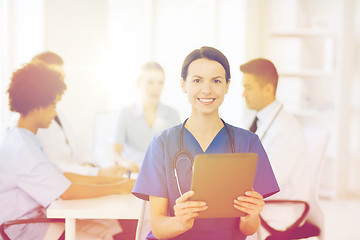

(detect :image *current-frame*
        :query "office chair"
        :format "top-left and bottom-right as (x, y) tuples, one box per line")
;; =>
(135, 200), (151, 240)
(0, 218), (65, 240)
(257, 125), (329, 240)
(93, 110), (118, 167)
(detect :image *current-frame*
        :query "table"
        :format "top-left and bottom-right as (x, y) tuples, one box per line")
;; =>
(47, 194), (143, 240)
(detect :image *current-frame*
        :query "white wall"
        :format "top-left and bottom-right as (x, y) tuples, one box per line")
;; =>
(40, 0), (248, 157)
(0, 0), (45, 129)
(43, 0), (109, 156)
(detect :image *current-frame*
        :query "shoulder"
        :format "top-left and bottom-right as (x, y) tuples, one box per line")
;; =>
(115, 104), (139, 121)
(118, 105), (136, 115)
(145, 124), (182, 154)
(158, 103), (179, 115)
(0, 129), (41, 163)
(225, 123), (262, 152)
(153, 123), (182, 143)
(4, 128), (34, 147)
(279, 109), (300, 122)
(227, 123), (259, 141)
(275, 109), (303, 132)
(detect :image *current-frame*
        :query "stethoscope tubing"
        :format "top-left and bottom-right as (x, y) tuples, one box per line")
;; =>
(174, 118), (234, 195)
(259, 104), (283, 141)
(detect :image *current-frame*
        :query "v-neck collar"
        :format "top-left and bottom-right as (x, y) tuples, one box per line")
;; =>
(183, 126), (226, 153)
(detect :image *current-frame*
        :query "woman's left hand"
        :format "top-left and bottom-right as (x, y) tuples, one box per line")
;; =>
(233, 189), (264, 219)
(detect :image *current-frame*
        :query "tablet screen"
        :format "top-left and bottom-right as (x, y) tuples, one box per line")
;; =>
(190, 153), (258, 218)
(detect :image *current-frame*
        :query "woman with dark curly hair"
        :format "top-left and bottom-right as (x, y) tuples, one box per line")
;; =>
(0, 62), (133, 239)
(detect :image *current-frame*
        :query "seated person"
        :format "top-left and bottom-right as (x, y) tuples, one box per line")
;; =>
(111, 61), (181, 172)
(0, 62), (135, 239)
(32, 51), (126, 177)
(240, 58), (307, 237)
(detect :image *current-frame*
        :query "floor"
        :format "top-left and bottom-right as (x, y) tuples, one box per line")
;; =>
(320, 197), (360, 240)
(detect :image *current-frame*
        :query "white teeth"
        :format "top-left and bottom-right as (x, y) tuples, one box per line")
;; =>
(199, 98), (214, 103)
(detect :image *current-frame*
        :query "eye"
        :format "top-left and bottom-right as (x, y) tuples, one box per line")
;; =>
(193, 78), (201, 83)
(213, 79), (222, 84)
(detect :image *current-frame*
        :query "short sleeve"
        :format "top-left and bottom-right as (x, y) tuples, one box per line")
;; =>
(251, 135), (280, 199)
(132, 136), (168, 201)
(16, 145), (71, 208)
(168, 108), (181, 126)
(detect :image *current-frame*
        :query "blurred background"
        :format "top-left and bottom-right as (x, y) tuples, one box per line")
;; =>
(0, 0), (359, 238)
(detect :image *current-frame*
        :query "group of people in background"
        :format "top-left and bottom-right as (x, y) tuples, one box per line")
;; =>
(0, 46), (308, 240)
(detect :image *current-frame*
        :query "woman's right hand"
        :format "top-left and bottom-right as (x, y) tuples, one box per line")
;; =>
(173, 190), (207, 231)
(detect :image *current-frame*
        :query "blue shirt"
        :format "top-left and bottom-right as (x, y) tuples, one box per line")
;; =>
(111, 102), (181, 164)
(0, 128), (71, 239)
(132, 122), (279, 240)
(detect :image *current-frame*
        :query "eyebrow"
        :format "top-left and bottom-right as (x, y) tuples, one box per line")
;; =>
(191, 75), (203, 79)
(190, 75), (224, 80)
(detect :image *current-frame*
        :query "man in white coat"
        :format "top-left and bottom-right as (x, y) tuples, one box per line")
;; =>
(240, 58), (308, 239)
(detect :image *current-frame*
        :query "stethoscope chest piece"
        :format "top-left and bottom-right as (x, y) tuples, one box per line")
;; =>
(174, 150), (193, 176)
(173, 118), (234, 196)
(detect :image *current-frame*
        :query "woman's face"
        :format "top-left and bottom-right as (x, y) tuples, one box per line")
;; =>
(138, 69), (165, 105)
(181, 58), (230, 116)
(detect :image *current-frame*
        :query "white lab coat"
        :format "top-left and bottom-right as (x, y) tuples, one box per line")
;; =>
(255, 100), (307, 201)
(248, 100), (308, 236)
(36, 112), (99, 175)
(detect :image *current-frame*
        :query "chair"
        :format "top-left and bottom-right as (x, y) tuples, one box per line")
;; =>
(135, 200), (151, 240)
(257, 125), (330, 240)
(93, 110), (118, 167)
(0, 218), (65, 240)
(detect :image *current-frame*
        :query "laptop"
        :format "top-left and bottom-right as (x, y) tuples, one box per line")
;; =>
(190, 153), (258, 218)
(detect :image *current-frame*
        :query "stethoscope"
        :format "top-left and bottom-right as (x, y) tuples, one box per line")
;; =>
(259, 104), (283, 141)
(174, 118), (235, 196)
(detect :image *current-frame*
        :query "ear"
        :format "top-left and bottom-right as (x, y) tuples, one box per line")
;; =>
(180, 78), (187, 93)
(265, 83), (275, 96)
(32, 107), (42, 114)
(225, 79), (231, 94)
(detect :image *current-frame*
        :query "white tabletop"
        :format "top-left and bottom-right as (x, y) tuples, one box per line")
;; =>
(47, 194), (142, 219)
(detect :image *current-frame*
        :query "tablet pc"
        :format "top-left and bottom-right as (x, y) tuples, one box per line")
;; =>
(190, 153), (258, 218)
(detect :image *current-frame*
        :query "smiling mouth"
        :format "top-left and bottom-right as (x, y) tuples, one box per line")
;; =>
(198, 98), (215, 104)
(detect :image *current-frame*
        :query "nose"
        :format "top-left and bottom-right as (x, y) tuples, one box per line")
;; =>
(201, 81), (211, 94)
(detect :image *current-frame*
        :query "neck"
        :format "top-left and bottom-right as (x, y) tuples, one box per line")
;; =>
(17, 115), (38, 134)
(186, 111), (223, 133)
(142, 99), (158, 112)
(258, 98), (276, 112)
(185, 111), (224, 152)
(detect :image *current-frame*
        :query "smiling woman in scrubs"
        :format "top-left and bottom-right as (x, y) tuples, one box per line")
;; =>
(132, 46), (279, 240)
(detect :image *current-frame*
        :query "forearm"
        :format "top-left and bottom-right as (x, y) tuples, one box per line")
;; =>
(239, 214), (261, 236)
(151, 215), (188, 239)
(64, 172), (124, 184)
(60, 182), (123, 200)
(113, 143), (123, 155)
(149, 193), (204, 239)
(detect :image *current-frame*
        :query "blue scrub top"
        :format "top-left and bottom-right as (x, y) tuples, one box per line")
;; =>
(133, 123), (279, 240)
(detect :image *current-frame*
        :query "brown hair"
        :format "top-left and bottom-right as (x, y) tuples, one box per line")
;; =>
(8, 62), (66, 115)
